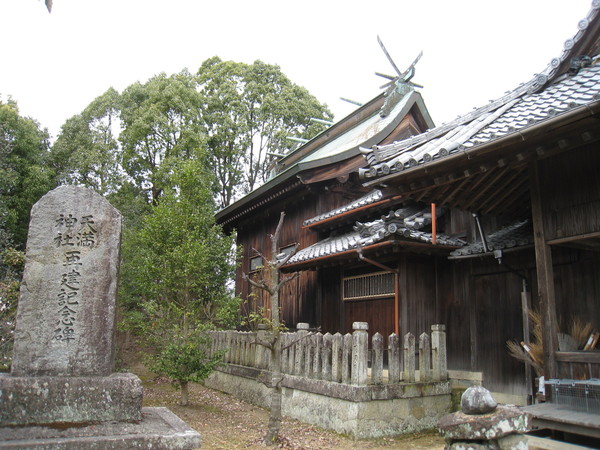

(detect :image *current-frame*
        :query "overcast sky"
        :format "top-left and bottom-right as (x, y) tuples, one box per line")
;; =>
(0, 0), (593, 140)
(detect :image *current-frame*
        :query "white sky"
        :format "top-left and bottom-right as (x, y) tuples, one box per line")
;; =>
(0, 0), (594, 140)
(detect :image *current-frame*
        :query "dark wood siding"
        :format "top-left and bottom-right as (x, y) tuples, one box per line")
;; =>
(320, 266), (342, 334)
(553, 248), (600, 332)
(234, 184), (366, 329)
(472, 270), (527, 395)
(440, 251), (537, 396)
(343, 297), (395, 339)
(540, 144), (600, 241)
(402, 255), (439, 338)
(439, 258), (472, 372)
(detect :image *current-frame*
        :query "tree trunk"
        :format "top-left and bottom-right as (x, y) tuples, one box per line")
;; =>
(264, 225), (283, 446)
(180, 381), (189, 406)
(264, 338), (282, 445)
(243, 212), (299, 446)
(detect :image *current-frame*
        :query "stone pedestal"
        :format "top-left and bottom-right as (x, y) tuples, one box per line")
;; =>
(438, 406), (531, 449)
(0, 407), (201, 449)
(0, 373), (143, 426)
(0, 186), (200, 449)
(438, 386), (530, 449)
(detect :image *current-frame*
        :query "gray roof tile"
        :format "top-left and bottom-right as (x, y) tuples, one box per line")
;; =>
(287, 204), (465, 266)
(302, 189), (384, 227)
(360, 2), (600, 181)
(361, 65), (600, 179)
(449, 220), (533, 258)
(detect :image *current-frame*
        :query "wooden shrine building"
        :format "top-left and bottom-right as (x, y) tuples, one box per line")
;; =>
(217, 2), (600, 407)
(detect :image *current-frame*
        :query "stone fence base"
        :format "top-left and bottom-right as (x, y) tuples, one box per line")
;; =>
(205, 364), (451, 439)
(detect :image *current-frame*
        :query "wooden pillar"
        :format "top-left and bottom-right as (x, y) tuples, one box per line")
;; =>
(469, 262), (478, 372)
(394, 271), (400, 336)
(521, 285), (534, 403)
(400, 254), (409, 337)
(529, 161), (559, 379)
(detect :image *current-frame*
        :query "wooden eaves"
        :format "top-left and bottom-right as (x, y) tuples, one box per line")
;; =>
(363, 101), (600, 217)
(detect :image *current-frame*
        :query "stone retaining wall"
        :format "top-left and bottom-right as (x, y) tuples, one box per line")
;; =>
(206, 322), (452, 439)
(205, 364), (451, 438)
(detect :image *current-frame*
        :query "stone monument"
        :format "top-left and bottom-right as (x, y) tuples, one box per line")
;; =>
(0, 185), (201, 449)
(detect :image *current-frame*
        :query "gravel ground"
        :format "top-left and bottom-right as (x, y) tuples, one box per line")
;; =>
(142, 380), (446, 449)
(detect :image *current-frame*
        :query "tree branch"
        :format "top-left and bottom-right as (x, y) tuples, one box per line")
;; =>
(276, 272), (299, 291)
(274, 243), (299, 268)
(242, 272), (272, 295)
(281, 328), (321, 351)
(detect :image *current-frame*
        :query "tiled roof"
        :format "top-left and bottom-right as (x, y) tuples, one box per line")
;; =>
(359, 4), (600, 181)
(449, 220), (533, 258)
(360, 64), (600, 179)
(303, 190), (384, 227)
(286, 204), (465, 266)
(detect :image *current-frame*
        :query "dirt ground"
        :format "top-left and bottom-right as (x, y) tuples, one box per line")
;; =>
(142, 379), (446, 449)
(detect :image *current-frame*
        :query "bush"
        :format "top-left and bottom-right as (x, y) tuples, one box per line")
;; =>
(149, 334), (224, 405)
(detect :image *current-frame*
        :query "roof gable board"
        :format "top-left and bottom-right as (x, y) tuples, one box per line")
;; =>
(216, 90), (433, 225)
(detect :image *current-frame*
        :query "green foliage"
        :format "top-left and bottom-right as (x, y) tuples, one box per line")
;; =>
(50, 59), (331, 211)
(1, 248), (24, 270)
(0, 97), (51, 369)
(119, 157), (240, 342)
(0, 278), (18, 371)
(118, 158), (239, 400)
(106, 182), (153, 230)
(50, 88), (123, 196)
(0, 247), (24, 371)
(119, 70), (205, 205)
(240, 305), (288, 333)
(0, 97), (55, 249)
(197, 57), (332, 208)
(149, 334), (224, 388)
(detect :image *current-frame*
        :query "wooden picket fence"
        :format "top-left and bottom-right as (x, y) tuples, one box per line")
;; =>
(209, 322), (447, 386)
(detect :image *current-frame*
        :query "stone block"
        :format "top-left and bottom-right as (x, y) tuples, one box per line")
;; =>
(438, 405), (531, 441)
(0, 407), (201, 449)
(0, 373), (143, 426)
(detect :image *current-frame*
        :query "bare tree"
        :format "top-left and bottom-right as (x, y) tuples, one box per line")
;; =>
(242, 212), (299, 445)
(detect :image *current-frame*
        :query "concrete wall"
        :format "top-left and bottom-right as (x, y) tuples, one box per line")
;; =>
(205, 364), (451, 439)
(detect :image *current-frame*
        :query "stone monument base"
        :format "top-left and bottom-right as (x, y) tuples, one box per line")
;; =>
(0, 407), (201, 449)
(437, 405), (530, 449)
(0, 372), (143, 426)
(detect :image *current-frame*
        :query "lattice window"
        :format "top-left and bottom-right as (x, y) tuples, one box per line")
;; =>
(279, 244), (297, 260)
(343, 271), (395, 301)
(249, 255), (263, 273)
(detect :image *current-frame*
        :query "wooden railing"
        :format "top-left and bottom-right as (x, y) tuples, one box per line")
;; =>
(555, 351), (600, 379)
(209, 322), (447, 386)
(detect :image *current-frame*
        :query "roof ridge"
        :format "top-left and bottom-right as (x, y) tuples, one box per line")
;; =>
(360, 1), (600, 170)
(538, 0), (600, 89)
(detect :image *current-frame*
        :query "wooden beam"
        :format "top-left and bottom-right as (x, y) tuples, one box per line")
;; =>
(481, 170), (526, 215)
(547, 230), (600, 246)
(462, 167), (507, 211)
(556, 352), (600, 363)
(529, 161), (559, 379)
(440, 176), (472, 206)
